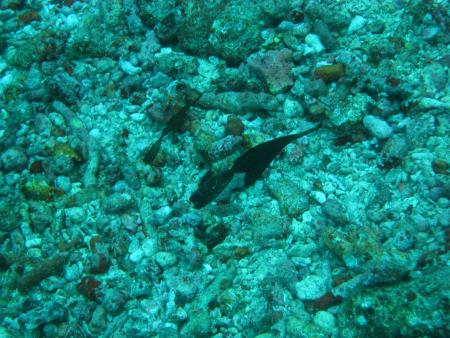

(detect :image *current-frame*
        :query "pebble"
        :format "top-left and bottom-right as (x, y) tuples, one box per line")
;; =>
(311, 190), (326, 204)
(142, 238), (158, 257)
(25, 237), (42, 248)
(313, 311), (336, 332)
(65, 207), (86, 224)
(363, 115), (393, 139)
(305, 34), (325, 53)
(295, 274), (328, 300)
(348, 16), (367, 34)
(64, 263), (83, 281)
(129, 247), (144, 263)
(1, 147), (27, 172)
(119, 59), (141, 75)
(103, 193), (134, 213)
(322, 199), (347, 225)
(155, 251), (177, 268)
(152, 206), (172, 226)
(283, 98), (304, 118)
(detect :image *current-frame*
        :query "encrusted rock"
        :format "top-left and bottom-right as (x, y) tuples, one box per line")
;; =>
(197, 91), (278, 115)
(295, 274), (328, 300)
(154, 251), (177, 268)
(363, 115), (393, 140)
(1, 146), (27, 172)
(322, 199), (348, 226)
(267, 178), (310, 218)
(247, 49), (294, 94)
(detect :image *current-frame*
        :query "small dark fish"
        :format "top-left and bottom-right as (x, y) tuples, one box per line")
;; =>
(233, 125), (319, 186)
(190, 124), (319, 208)
(142, 110), (187, 165)
(190, 169), (235, 209)
(142, 130), (166, 164)
(142, 83), (201, 165)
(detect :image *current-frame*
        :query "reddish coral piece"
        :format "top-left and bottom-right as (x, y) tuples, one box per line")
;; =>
(247, 49), (294, 94)
(63, 0), (76, 6)
(89, 253), (110, 274)
(406, 290), (417, 302)
(29, 160), (44, 174)
(313, 291), (343, 310)
(89, 235), (102, 253)
(4, 0), (26, 10)
(15, 254), (67, 293)
(314, 63), (345, 83)
(18, 10), (41, 24)
(225, 114), (244, 136)
(121, 128), (130, 139)
(77, 276), (100, 300)
(332, 273), (353, 287)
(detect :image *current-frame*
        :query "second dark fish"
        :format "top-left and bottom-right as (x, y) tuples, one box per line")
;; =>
(190, 124), (320, 208)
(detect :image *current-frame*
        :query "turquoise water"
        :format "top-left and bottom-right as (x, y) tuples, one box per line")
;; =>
(0, 0), (448, 337)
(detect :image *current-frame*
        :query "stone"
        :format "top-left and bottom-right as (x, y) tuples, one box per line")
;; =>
(283, 99), (304, 118)
(313, 310), (336, 332)
(1, 146), (27, 172)
(347, 16), (367, 34)
(155, 251), (177, 268)
(295, 274), (328, 300)
(363, 115), (393, 139)
(322, 199), (347, 225)
(103, 193), (135, 213)
(305, 34), (325, 53)
(247, 49), (294, 94)
(267, 178), (310, 218)
(142, 238), (158, 257)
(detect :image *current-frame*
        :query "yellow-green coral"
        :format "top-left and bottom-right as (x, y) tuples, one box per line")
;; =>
(22, 178), (59, 201)
(322, 226), (382, 262)
(52, 143), (82, 162)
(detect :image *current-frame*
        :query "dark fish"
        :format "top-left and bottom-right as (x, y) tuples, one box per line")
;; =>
(142, 83), (201, 165)
(142, 130), (167, 164)
(232, 125), (319, 186)
(190, 169), (235, 209)
(190, 124), (319, 208)
(142, 110), (188, 165)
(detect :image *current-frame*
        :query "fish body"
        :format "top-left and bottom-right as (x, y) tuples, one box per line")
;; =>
(142, 110), (188, 165)
(191, 124), (319, 208)
(233, 132), (308, 186)
(190, 169), (235, 209)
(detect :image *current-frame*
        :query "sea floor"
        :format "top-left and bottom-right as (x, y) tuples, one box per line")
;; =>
(0, 0), (449, 337)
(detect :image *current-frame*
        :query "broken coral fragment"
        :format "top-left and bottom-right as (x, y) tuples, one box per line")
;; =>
(314, 63), (345, 83)
(247, 49), (294, 94)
